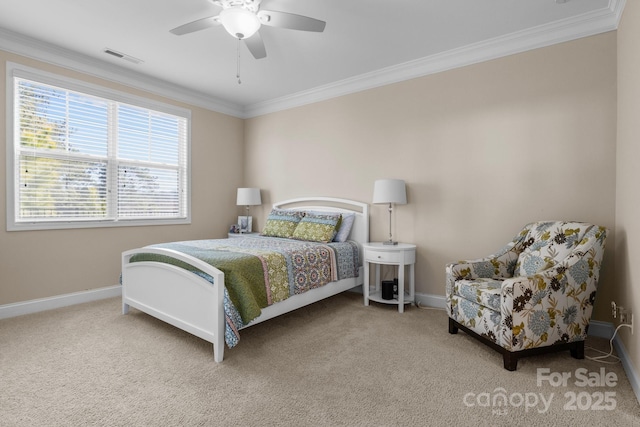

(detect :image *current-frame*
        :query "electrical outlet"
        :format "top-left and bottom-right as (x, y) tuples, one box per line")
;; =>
(620, 308), (629, 324)
(618, 308), (633, 333)
(610, 300), (633, 334)
(620, 310), (633, 335)
(622, 312), (635, 335)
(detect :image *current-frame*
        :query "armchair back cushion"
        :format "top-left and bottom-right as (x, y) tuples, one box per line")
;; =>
(514, 222), (593, 277)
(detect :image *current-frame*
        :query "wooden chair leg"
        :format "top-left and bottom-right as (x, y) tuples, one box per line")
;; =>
(570, 341), (585, 360)
(503, 352), (518, 371)
(448, 318), (458, 334)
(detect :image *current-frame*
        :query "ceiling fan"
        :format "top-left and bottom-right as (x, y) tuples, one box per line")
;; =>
(170, 0), (326, 60)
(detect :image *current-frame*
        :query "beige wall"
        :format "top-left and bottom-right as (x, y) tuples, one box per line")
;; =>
(0, 30), (621, 326)
(245, 32), (618, 321)
(616, 2), (640, 380)
(0, 51), (245, 305)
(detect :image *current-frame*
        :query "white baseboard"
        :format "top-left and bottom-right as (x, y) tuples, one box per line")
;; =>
(415, 292), (446, 310)
(588, 320), (640, 405)
(0, 285), (122, 320)
(587, 319), (614, 339)
(613, 329), (640, 405)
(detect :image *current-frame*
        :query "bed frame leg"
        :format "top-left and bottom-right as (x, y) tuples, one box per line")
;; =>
(122, 302), (130, 315)
(214, 340), (224, 363)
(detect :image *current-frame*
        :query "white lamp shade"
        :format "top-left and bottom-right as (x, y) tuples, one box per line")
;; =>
(236, 188), (261, 206)
(219, 7), (261, 39)
(372, 179), (407, 205)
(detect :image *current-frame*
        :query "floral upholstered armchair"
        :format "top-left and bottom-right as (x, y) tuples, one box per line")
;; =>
(446, 221), (607, 371)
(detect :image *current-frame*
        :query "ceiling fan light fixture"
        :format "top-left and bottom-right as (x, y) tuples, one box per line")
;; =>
(219, 7), (261, 39)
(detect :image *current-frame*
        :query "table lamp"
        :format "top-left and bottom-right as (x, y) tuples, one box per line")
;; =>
(236, 187), (261, 233)
(372, 179), (407, 245)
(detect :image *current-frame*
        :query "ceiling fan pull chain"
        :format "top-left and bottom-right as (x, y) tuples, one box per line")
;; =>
(236, 38), (242, 85)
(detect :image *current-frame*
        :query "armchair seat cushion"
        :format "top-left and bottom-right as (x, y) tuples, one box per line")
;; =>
(450, 295), (503, 345)
(455, 278), (503, 311)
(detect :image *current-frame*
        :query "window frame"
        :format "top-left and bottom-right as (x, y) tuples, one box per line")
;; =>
(6, 62), (192, 231)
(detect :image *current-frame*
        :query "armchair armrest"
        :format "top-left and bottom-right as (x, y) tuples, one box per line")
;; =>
(446, 224), (531, 282)
(446, 252), (516, 281)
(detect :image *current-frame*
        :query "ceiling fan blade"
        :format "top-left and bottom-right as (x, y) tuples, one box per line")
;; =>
(244, 32), (267, 59)
(257, 10), (326, 32)
(170, 16), (220, 35)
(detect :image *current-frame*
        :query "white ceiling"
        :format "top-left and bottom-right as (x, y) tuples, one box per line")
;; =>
(0, 0), (624, 117)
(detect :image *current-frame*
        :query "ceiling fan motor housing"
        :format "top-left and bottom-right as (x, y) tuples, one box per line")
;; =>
(212, 0), (262, 13)
(219, 7), (261, 39)
(173, 0), (325, 60)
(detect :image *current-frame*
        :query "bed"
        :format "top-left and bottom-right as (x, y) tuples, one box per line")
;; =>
(121, 197), (369, 362)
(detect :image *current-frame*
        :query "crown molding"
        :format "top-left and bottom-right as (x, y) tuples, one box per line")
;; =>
(0, 28), (245, 118)
(242, 0), (625, 118)
(0, 1), (625, 119)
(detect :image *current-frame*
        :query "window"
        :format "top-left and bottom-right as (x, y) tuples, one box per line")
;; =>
(6, 64), (191, 230)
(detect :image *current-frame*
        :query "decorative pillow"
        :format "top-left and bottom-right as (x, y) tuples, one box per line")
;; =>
(300, 210), (356, 243)
(261, 209), (304, 238)
(333, 212), (355, 242)
(292, 212), (342, 243)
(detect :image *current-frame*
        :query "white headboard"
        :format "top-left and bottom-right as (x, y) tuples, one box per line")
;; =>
(272, 197), (369, 258)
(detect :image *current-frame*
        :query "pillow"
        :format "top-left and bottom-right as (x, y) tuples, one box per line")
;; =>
(261, 209), (304, 238)
(333, 212), (355, 242)
(292, 212), (342, 243)
(301, 210), (356, 243)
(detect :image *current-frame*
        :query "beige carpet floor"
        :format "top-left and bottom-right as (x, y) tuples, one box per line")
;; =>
(1, 292), (639, 426)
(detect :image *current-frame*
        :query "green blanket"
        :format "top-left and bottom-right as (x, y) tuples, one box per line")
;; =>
(128, 237), (342, 328)
(129, 243), (268, 323)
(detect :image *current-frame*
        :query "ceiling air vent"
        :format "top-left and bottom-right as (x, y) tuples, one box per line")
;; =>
(103, 48), (144, 64)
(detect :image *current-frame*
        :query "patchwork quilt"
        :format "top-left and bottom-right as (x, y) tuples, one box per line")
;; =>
(128, 236), (359, 348)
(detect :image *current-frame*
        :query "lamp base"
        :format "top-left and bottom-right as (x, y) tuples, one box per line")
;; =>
(383, 240), (399, 245)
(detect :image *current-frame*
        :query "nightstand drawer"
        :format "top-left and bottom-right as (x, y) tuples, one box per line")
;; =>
(366, 249), (403, 263)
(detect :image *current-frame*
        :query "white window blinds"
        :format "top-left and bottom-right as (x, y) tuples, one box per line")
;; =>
(9, 69), (190, 230)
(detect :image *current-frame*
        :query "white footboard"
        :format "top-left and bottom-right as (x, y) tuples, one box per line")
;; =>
(121, 197), (369, 362)
(122, 248), (226, 362)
